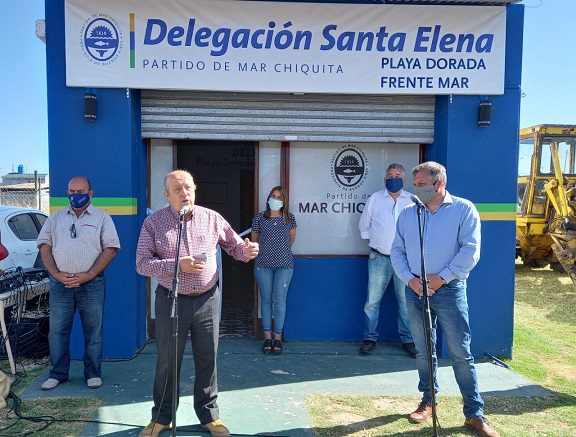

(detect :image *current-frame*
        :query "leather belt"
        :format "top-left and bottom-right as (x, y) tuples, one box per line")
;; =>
(158, 284), (212, 297)
(183, 282), (217, 297)
(370, 247), (390, 257)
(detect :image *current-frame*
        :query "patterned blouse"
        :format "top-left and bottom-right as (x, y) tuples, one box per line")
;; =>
(251, 212), (297, 269)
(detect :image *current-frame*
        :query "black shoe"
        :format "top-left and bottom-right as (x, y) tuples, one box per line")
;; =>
(263, 338), (273, 354)
(402, 342), (417, 358)
(359, 340), (376, 355)
(272, 339), (283, 354)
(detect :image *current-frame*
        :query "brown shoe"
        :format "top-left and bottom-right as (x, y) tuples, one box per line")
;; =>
(408, 401), (438, 423)
(464, 416), (500, 437)
(359, 340), (376, 355)
(402, 342), (417, 358)
(138, 421), (169, 437)
(201, 419), (230, 437)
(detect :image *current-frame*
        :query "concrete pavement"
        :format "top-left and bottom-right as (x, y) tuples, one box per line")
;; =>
(21, 338), (549, 436)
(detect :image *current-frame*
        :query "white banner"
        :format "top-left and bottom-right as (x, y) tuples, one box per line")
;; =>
(65, 0), (506, 95)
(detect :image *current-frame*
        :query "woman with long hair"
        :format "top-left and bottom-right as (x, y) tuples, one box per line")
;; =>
(251, 186), (297, 354)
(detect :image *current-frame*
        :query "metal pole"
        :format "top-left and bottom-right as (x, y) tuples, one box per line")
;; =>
(170, 215), (186, 437)
(416, 204), (439, 437)
(34, 170), (40, 210)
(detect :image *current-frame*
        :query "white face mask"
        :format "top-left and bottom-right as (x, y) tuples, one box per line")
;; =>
(268, 198), (283, 211)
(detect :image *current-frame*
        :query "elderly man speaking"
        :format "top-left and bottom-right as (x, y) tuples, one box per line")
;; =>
(136, 170), (258, 437)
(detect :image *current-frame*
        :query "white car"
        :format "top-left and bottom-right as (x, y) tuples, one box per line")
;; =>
(0, 206), (48, 271)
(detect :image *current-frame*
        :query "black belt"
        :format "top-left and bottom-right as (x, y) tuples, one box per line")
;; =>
(158, 283), (216, 297)
(370, 248), (390, 257)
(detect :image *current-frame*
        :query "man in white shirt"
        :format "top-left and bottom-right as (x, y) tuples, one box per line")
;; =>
(358, 163), (416, 357)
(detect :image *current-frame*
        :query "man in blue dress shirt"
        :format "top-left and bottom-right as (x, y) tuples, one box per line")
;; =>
(391, 161), (499, 437)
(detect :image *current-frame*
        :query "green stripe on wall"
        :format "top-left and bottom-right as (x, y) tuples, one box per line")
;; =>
(50, 197), (137, 207)
(46, 199), (515, 219)
(50, 197), (137, 215)
(475, 203), (517, 212)
(475, 203), (517, 221)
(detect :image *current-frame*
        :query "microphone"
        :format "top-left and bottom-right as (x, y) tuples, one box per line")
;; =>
(179, 206), (190, 216)
(411, 195), (425, 208)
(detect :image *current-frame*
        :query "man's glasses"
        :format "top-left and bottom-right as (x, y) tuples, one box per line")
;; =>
(70, 223), (76, 239)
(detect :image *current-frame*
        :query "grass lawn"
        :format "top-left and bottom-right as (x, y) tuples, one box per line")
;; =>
(0, 397), (101, 437)
(0, 361), (101, 436)
(307, 263), (576, 436)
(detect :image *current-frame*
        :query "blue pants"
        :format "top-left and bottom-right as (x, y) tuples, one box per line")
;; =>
(405, 279), (484, 419)
(363, 250), (412, 343)
(48, 274), (105, 382)
(254, 267), (293, 335)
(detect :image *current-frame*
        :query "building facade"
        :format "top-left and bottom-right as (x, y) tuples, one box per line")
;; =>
(44, 0), (523, 359)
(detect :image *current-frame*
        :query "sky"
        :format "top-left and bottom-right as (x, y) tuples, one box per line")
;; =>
(0, 0), (574, 176)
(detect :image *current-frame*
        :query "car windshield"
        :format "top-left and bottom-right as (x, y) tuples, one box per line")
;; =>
(539, 136), (576, 175)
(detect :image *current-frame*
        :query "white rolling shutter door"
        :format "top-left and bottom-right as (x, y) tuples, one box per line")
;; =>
(141, 90), (434, 143)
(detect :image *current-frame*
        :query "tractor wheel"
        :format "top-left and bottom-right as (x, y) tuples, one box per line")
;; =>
(523, 259), (547, 268)
(549, 262), (566, 273)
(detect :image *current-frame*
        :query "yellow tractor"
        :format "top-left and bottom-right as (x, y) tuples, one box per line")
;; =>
(517, 125), (576, 285)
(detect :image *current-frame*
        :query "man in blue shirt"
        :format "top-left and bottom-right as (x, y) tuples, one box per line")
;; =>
(391, 162), (499, 437)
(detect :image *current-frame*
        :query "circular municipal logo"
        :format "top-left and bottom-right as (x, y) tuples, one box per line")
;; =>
(81, 15), (122, 64)
(330, 145), (368, 190)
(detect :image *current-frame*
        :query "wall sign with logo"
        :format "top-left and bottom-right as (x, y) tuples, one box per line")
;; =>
(289, 142), (419, 255)
(65, 0), (506, 95)
(80, 16), (122, 64)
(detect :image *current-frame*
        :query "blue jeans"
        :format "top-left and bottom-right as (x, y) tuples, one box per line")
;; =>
(254, 267), (293, 335)
(405, 279), (484, 419)
(48, 274), (105, 382)
(363, 250), (412, 343)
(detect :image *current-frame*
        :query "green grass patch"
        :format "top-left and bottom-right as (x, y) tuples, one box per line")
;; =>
(307, 263), (576, 436)
(307, 394), (576, 437)
(0, 397), (101, 437)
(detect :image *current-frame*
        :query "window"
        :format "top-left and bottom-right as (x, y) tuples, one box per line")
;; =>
(540, 136), (576, 175)
(517, 182), (527, 213)
(518, 137), (534, 177)
(8, 214), (39, 240)
(530, 179), (548, 216)
(34, 213), (47, 231)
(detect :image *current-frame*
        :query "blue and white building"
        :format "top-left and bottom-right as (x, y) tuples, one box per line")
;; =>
(43, 0), (523, 359)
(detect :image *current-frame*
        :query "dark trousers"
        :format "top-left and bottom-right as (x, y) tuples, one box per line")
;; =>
(151, 284), (220, 425)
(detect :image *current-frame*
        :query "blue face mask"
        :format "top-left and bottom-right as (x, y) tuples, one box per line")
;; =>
(68, 193), (91, 209)
(268, 198), (284, 211)
(385, 177), (404, 193)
